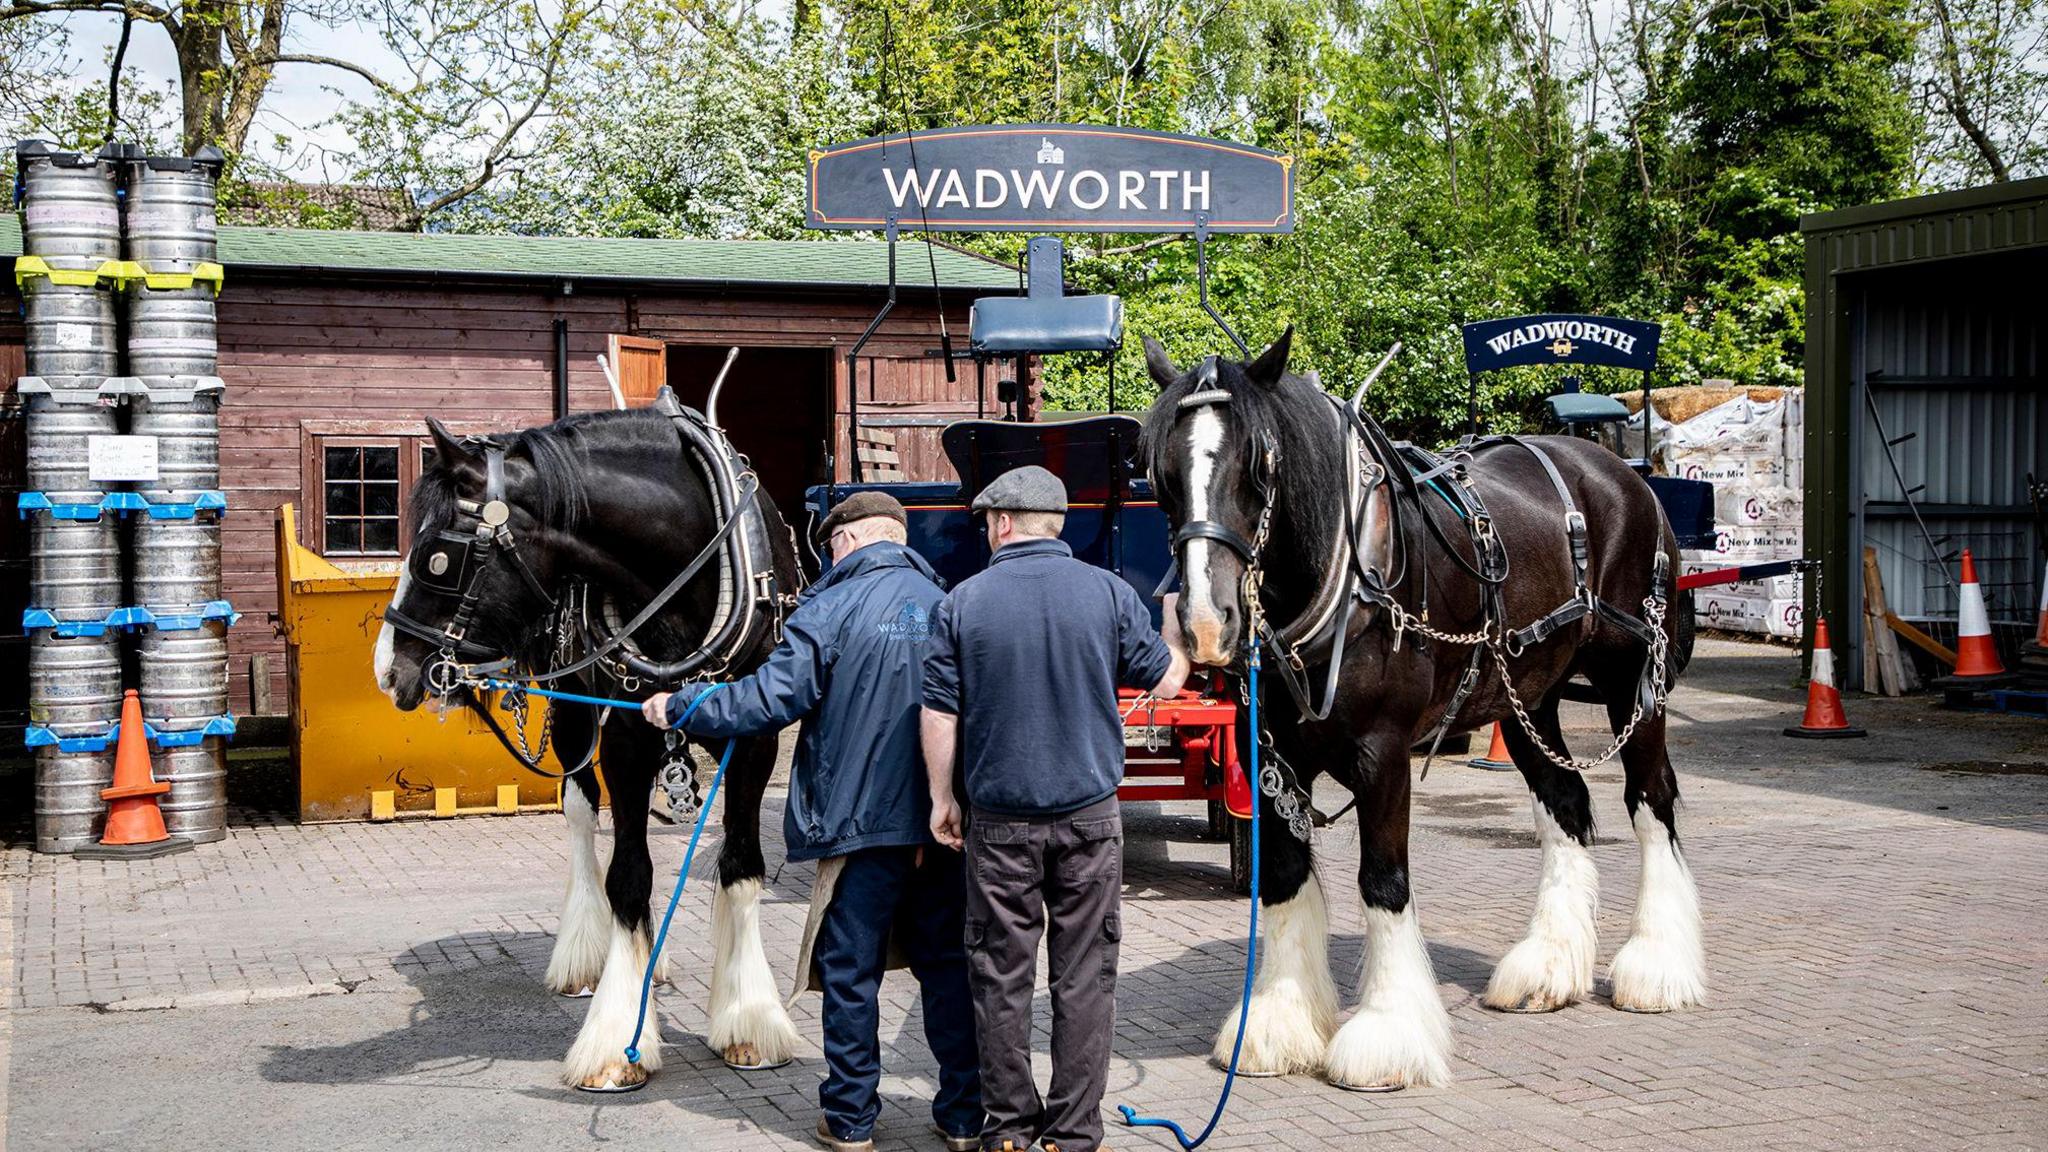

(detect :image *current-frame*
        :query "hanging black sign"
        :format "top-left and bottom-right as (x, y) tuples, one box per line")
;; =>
(1461, 314), (1662, 374)
(806, 124), (1294, 234)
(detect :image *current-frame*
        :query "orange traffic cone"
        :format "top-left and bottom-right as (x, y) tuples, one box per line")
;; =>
(1468, 722), (1517, 770)
(74, 690), (193, 860)
(1944, 549), (2011, 683)
(1785, 616), (1866, 739)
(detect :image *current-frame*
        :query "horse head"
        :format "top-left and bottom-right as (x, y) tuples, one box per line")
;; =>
(1141, 327), (1302, 665)
(375, 417), (578, 712)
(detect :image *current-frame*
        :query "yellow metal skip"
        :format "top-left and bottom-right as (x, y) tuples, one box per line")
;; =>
(276, 504), (569, 822)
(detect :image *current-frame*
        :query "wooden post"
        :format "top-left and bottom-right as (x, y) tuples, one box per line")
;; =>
(250, 653), (273, 715)
(1862, 547), (1918, 695)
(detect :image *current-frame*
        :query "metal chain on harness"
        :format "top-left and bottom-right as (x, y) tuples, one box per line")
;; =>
(1310, 442), (1671, 775)
(659, 730), (704, 824)
(1233, 476), (1325, 841)
(1492, 588), (1669, 772)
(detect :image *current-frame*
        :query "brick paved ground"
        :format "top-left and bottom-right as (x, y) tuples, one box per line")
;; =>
(4, 639), (2046, 1151)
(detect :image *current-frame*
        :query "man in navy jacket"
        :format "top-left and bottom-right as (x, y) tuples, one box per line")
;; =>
(645, 491), (981, 1152)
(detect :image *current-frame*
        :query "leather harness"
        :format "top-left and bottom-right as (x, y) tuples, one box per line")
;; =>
(381, 392), (791, 773)
(1164, 377), (1671, 779)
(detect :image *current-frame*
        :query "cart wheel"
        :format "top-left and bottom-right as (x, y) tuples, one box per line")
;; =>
(1228, 814), (1252, 896)
(1206, 799), (1229, 840)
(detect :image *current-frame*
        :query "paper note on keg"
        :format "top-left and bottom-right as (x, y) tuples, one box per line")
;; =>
(88, 435), (161, 482)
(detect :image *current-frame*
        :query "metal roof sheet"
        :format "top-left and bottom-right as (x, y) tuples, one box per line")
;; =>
(1800, 176), (2048, 274)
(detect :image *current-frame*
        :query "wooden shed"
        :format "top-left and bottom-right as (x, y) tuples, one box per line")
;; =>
(2, 220), (1028, 725)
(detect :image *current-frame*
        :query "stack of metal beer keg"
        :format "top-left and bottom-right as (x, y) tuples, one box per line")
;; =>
(16, 139), (234, 852)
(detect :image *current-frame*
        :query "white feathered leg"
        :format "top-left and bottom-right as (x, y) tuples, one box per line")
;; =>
(707, 877), (798, 1068)
(1323, 904), (1453, 1090)
(561, 920), (662, 1090)
(545, 785), (611, 996)
(1212, 878), (1337, 1075)
(1608, 804), (1706, 1012)
(1483, 798), (1598, 1012)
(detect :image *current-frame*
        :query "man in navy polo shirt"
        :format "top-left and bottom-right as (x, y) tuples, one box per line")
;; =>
(921, 465), (1190, 1152)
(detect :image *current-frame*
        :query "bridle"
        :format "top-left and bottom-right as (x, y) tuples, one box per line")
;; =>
(381, 442), (560, 696)
(381, 404), (790, 776)
(1164, 358), (1396, 723)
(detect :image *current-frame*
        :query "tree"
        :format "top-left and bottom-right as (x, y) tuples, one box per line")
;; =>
(0, 0), (360, 155)
(334, 0), (601, 230)
(441, 12), (877, 238)
(1, 0), (595, 228)
(1913, 0), (2048, 183)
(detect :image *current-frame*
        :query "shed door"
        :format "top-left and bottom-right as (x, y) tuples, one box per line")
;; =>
(608, 335), (668, 407)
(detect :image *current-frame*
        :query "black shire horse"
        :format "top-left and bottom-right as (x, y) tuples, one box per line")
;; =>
(374, 411), (800, 1091)
(1141, 330), (1705, 1090)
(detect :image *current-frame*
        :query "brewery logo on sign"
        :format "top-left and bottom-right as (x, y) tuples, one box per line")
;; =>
(807, 123), (1293, 234)
(1460, 313), (1662, 375)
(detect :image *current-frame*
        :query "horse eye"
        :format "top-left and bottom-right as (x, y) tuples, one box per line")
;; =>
(427, 552), (450, 576)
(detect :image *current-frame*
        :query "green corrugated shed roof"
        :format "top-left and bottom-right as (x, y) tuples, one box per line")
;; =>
(0, 214), (1018, 292)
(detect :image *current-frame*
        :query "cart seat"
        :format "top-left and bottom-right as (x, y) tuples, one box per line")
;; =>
(969, 235), (1123, 355)
(1545, 392), (1631, 426)
(941, 414), (1144, 506)
(971, 295), (1124, 354)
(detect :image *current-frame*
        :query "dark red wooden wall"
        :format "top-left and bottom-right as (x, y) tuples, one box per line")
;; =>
(215, 276), (1002, 715)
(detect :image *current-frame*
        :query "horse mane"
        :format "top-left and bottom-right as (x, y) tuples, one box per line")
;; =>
(1141, 354), (1348, 574)
(409, 407), (677, 539)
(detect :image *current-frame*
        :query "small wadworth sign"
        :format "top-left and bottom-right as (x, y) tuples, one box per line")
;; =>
(1460, 314), (1663, 374)
(806, 124), (1294, 234)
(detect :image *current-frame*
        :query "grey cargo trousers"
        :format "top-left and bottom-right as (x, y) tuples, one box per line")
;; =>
(964, 796), (1123, 1152)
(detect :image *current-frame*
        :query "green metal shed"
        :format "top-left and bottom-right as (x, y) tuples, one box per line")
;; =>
(1802, 177), (2048, 687)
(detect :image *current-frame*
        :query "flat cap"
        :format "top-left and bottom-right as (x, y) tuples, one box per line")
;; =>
(970, 465), (1068, 515)
(818, 490), (907, 540)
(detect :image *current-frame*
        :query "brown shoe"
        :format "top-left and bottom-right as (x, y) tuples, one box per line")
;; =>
(815, 1116), (875, 1152)
(927, 1123), (978, 1152)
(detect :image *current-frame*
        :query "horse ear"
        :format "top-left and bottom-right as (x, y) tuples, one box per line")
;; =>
(1143, 336), (1181, 390)
(1247, 325), (1294, 386)
(425, 417), (482, 482)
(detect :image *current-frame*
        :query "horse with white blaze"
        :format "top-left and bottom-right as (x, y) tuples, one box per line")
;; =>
(1140, 329), (1705, 1091)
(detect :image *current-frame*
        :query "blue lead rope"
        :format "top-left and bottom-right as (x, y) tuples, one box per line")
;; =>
(468, 675), (730, 1068)
(1118, 639), (1262, 1150)
(480, 679), (651, 711)
(624, 683), (732, 1066)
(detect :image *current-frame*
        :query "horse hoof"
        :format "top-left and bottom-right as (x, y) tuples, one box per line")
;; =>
(1611, 999), (1672, 1014)
(722, 1042), (792, 1071)
(1330, 1078), (1405, 1094)
(1486, 992), (1569, 1014)
(1211, 1056), (1286, 1078)
(559, 985), (595, 999)
(574, 1061), (649, 1093)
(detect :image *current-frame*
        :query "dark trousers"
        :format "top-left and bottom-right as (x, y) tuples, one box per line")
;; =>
(813, 844), (984, 1141)
(965, 797), (1123, 1152)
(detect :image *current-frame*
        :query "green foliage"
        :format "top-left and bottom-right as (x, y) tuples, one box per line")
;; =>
(14, 0), (2027, 445)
